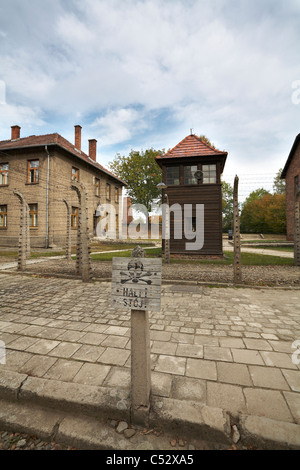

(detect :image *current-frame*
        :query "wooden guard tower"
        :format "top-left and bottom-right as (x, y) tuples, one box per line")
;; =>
(155, 133), (227, 256)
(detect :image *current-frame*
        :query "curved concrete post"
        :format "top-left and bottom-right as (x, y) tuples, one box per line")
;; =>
(62, 199), (72, 260)
(71, 182), (92, 282)
(13, 190), (30, 271)
(233, 176), (242, 283)
(295, 188), (300, 266)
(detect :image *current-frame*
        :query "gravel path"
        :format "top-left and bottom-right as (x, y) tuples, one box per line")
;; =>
(0, 430), (75, 450)
(13, 259), (300, 287)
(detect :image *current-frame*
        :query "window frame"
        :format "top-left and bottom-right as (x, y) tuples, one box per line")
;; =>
(71, 207), (79, 229)
(27, 160), (39, 184)
(0, 163), (9, 185)
(95, 177), (101, 197)
(115, 186), (119, 203)
(106, 183), (111, 200)
(202, 164), (217, 184)
(72, 167), (79, 183)
(166, 166), (180, 185)
(0, 205), (7, 229)
(184, 165), (199, 185)
(29, 204), (38, 228)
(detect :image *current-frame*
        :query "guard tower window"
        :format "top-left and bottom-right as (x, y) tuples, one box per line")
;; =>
(166, 166), (180, 185)
(184, 166), (198, 185)
(202, 164), (216, 184)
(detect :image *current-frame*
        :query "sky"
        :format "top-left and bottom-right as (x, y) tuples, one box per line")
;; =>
(0, 0), (300, 202)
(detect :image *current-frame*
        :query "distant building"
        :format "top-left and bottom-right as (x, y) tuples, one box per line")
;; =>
(281, 133), (300, 241)
(0, 125), (126, 247)
(155, 133), (227, 255)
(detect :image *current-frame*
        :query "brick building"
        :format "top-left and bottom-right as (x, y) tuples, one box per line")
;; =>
(0, 125), (125, 247)
(281, 133), (300, 241)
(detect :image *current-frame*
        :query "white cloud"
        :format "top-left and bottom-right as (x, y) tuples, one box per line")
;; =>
(0, 0), (299, 192)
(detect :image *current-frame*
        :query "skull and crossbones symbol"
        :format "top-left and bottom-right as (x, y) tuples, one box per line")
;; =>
(120, 260), (153, 285)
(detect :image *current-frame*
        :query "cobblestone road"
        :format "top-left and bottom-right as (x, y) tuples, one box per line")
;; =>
(0, 272), (300, 432)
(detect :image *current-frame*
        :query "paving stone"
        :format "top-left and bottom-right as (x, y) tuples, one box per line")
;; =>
(101, 335), (129, 349)
(207, 382), (246, 416)
(79, 333), (107, 346)
(19, 355), (58, 377)
(204, 346), (232, 362)
(26, 339), (60, 355)
(8, 336), (39, 351)
(151, 341), (177, 355)
(175, 344), (203, 358)
(103, 367), (131, 388)
(155, 355), (186, 376)
(99, 348), (131, 366)
(218, 338), (245, 348)
(151, 372), (173, 398)
(49, 342), (82, 358)
(260, 351), (298, 369)
(72, 344), (105, 362)
(249, 366), (290, 390)
(73, 363), (111, 387)
(44, 359), (83, 381)
(104, 326), (130, 336)
(186, 358), (217, 381)
(244, 388), (294, 422)
(217, 362), (252, 386)
(231, 348), (264, 365)
(281, 369), (300, 392)
(244, 338), (273, 351)
(283, 392), (300, 423)
(171, 376), (206, 402)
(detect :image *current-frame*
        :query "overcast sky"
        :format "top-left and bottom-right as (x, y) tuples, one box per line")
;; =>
(0, 0), (300, 200)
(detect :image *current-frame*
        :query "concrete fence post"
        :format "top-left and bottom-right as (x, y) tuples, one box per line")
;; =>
(13, 190), (30, 271)
(130, 246), (151, 426)
(295, 188), (300, 266)
(62, 198), (72, 260)
(71, 182), (92, 282)
(233, 176), (242, 283)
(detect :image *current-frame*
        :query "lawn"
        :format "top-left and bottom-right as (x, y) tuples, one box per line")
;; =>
(90, 248), (294, 265)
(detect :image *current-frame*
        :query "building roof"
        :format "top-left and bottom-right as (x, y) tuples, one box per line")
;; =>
(155, 134), (227, 171)
(0, 132), (126, 185)
(280, 133), (300, 179)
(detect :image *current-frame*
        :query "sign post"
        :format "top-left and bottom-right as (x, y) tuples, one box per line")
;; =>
(111, 246), (162, 425)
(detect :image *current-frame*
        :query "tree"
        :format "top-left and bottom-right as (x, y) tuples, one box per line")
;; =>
(240, 190), (286, 234)
(221, 181), (234, 232)
(109, 148), (164, 213)
(273, 168), (286, 194)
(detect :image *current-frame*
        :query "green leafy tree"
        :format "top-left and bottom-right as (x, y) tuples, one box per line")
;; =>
(109, 148), (163, 213)
(240, 189), (286, 233)
(222, 181), (234, 232)
(273, 168), (286, 194)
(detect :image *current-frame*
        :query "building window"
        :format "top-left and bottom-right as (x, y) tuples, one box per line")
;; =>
(28, 160), (39, 183)
(184, 166), (198, 185)
(115, 187), (119, 203)
(95, 178), (100, 197)
(166, 166), (180, 185)
(0, 163), (9, 185)
(29, 204), (38, 228)
(0, 205), (7, 228)
(71, 207), (78, 228)
(72, 167), (79, 182)
(106, 183), (111, 200)
(202, 164), (217, 184)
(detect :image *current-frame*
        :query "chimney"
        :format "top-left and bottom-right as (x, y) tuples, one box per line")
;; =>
(74, 125), (82, 151)
(11, 125), (21, 140)
(89, 139), (97, 161)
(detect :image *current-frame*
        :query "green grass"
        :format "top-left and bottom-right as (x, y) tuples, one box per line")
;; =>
(246, 245), (294, 252)
(90, 248), (294, 265)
